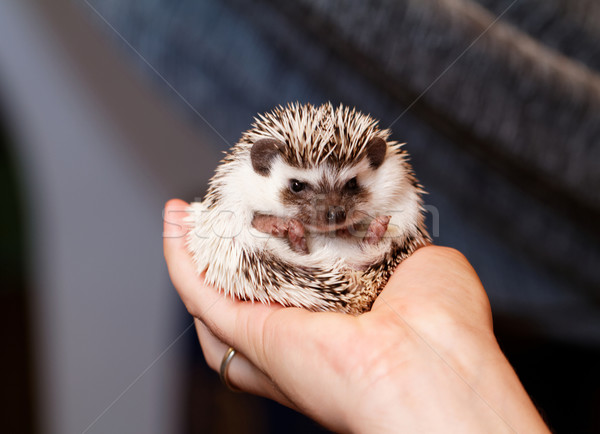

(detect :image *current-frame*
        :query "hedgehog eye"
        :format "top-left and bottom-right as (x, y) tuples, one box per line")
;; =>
(344, 177), (358, 190)
(290, 179), (306, 193)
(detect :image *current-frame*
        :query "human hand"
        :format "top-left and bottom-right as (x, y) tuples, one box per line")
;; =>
(164, 199), (549, 433)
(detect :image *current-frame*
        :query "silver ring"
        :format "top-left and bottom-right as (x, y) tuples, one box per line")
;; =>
(219, 347), (239, 392)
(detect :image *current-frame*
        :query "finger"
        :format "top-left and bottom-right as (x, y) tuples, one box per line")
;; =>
(163, 199), (232, 321)
(371, 245), (492, 327)
(163, 202), (298, 409)
(163, 199), (260, 319)
(195, 319), (298, 410)
(163, 199), (351, 378)
(373, 246), (478, 301)
(163, 200), (297, 368)
(162, 198), (193, 239)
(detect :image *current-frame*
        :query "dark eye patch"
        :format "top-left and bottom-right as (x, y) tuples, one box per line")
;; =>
(344, 177), (358, 191)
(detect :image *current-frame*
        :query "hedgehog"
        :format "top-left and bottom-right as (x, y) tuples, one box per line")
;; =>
(187, 102), (430, 314)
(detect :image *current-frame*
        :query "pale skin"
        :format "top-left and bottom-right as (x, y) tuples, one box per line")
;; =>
(164, 199), (550, 433)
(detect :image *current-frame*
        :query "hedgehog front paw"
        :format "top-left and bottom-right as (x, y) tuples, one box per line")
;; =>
(363, 215), (391, 245)
(251, 214), (309, 254)
(287, 218), (309, 254)
(252, 213), (289, 237)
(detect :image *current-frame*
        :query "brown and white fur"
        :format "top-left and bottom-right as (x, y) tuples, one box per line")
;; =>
(187, 103), (430, 314)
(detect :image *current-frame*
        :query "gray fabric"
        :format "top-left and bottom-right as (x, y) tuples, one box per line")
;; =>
(86, 0), (600, 343)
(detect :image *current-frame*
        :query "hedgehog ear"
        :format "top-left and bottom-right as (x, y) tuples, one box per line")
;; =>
(366, 137), (387, 169)
(251, 138), (285, 176)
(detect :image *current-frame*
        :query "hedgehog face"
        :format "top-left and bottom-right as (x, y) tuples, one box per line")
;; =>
(279, 167), (371, 232)
(250, 137), (389, 233)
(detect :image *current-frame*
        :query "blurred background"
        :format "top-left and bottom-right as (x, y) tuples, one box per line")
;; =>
(1, 0), (599, 432)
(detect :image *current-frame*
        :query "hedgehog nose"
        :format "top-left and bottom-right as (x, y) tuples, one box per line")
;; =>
(327, 208), (346, 224)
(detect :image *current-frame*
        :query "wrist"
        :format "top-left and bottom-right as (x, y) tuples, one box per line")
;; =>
(437, 331), (549, 433)
(438, 333), (549, 433)
(345, 331), (548, 433)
